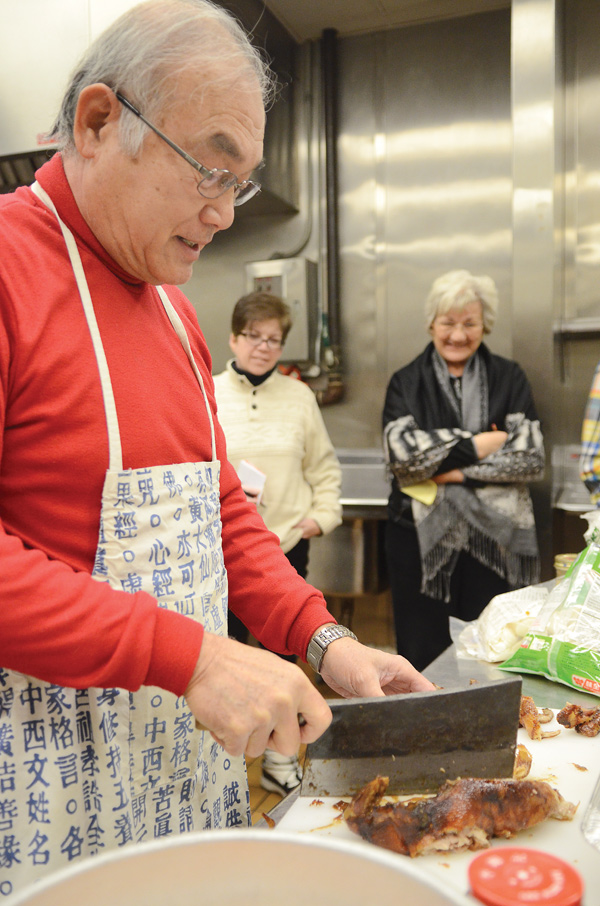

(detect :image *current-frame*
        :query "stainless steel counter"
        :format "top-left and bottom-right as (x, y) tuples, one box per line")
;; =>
(424, 644), (600, 709)
(552, 443), (593, 513)
(337, 447), (389, 520)
(307, 448), (389, 594)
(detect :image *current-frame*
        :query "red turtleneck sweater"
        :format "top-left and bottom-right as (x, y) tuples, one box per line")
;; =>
(0, 155), (332, 693)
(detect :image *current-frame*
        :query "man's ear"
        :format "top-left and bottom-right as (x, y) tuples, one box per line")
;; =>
(228, 333), (237, 354)
(73, 84), (121, 159)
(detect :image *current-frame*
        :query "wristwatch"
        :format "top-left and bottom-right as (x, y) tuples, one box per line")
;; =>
(306, 623), (358, 674)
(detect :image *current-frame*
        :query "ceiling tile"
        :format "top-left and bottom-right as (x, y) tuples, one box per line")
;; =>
(260, 0), (510, 42)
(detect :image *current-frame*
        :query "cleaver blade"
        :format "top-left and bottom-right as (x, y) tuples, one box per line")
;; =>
(301, 676), (522, 797)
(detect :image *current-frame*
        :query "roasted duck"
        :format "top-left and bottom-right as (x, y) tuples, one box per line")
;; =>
(557, 702), (600, 737)
(513, 743), (532, 780)
(519, 694), (559, 740)
(344, 775), (577, 857)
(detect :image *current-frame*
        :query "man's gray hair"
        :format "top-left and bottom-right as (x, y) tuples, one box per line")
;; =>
(424, 269), (499, 334)
(48, 0), (276, 154)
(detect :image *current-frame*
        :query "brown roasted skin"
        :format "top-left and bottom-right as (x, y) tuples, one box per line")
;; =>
(344, 776), (577, 857)
(519, 694), (558, 739)
(519, 694), (543, 739)
(513, 743), (532, 780)
(557, 702), (600, 737)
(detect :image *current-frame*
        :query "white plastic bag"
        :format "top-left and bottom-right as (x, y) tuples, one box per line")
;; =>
(582, 508), (600, 545)
(455, 584), (551, 662)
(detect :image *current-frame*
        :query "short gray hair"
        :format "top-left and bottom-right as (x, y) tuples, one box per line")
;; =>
(424, 269), (499, 334)
(48, 0), (276, 154)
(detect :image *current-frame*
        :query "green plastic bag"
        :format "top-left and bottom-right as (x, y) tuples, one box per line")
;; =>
(499, 530), (600, 698)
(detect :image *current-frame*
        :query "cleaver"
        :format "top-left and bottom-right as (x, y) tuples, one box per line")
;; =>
(301, 676), (522, 797)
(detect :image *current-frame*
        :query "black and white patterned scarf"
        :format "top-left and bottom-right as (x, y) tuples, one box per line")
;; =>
(384, 345), (544, 601)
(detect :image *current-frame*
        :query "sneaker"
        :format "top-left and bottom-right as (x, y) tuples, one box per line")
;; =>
(260, 749), (302, 797)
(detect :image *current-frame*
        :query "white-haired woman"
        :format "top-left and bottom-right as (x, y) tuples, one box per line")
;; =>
(383, 270), (545, 671)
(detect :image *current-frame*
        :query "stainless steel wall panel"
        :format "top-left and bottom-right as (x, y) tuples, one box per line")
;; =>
(551, 0), (600, 560)
(565, 1), (600, 323)
(511, 0), (562, 573)
(322, 10), (512, 449)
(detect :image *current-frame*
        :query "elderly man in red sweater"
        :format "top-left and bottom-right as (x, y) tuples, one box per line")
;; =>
(0, 0), (433, 894)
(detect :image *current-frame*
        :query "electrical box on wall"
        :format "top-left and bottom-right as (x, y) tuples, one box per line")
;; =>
(245, 258), (319, 365)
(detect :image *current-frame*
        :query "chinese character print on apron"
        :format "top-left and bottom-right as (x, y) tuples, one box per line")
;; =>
(0, 183), (249, 898)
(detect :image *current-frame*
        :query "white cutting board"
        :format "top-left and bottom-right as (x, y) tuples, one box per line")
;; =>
(276, 714), (600, 903)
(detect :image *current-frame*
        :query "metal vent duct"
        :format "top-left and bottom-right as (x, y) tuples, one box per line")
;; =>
(0, 151), (56, 194)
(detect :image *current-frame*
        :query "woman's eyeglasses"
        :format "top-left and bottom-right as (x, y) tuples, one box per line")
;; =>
(434, 319), (484, 335)
(239, 331), (283, 350)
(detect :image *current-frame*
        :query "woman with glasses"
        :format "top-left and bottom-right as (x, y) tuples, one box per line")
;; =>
(383, 270), (545, 671)
(214, 291), (342, 796)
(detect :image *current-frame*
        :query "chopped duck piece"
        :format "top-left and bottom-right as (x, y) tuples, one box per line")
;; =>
(513, 743), (532, 780)
(344, 776), (577, 858)
(519, 695), (560, 739)
(557, 702), (600, 737)
(519, 695), (542, 739)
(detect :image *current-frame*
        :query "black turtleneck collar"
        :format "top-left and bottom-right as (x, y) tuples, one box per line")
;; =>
(232, 360), (278, 387)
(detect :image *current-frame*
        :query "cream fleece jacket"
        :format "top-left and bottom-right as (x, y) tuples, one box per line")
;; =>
(214, 361), (342, 553)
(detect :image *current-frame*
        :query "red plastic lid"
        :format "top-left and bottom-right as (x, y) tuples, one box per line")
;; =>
(468, 847), (584, 906)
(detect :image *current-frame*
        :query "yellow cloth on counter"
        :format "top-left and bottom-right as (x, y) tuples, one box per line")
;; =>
(402, 479), (437, 505)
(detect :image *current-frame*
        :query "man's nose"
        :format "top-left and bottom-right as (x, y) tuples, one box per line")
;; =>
(200, 193), (235, 231)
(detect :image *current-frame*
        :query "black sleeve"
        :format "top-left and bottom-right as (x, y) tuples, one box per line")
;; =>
(382, 371), (408, 429)
(435, 437), (478, 473)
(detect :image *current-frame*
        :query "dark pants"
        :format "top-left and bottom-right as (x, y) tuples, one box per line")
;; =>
(228, 538), (310, 661)
(284, 537), (310, 579)
(385, 519), (510, 673)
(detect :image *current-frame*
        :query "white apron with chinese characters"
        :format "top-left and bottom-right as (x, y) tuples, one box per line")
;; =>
(0, 184), (249, 899)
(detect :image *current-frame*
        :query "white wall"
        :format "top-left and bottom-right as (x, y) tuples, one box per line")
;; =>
(0, 0), (143, 156)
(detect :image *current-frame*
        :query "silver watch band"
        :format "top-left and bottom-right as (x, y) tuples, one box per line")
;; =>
(306, 624), (358, 674)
